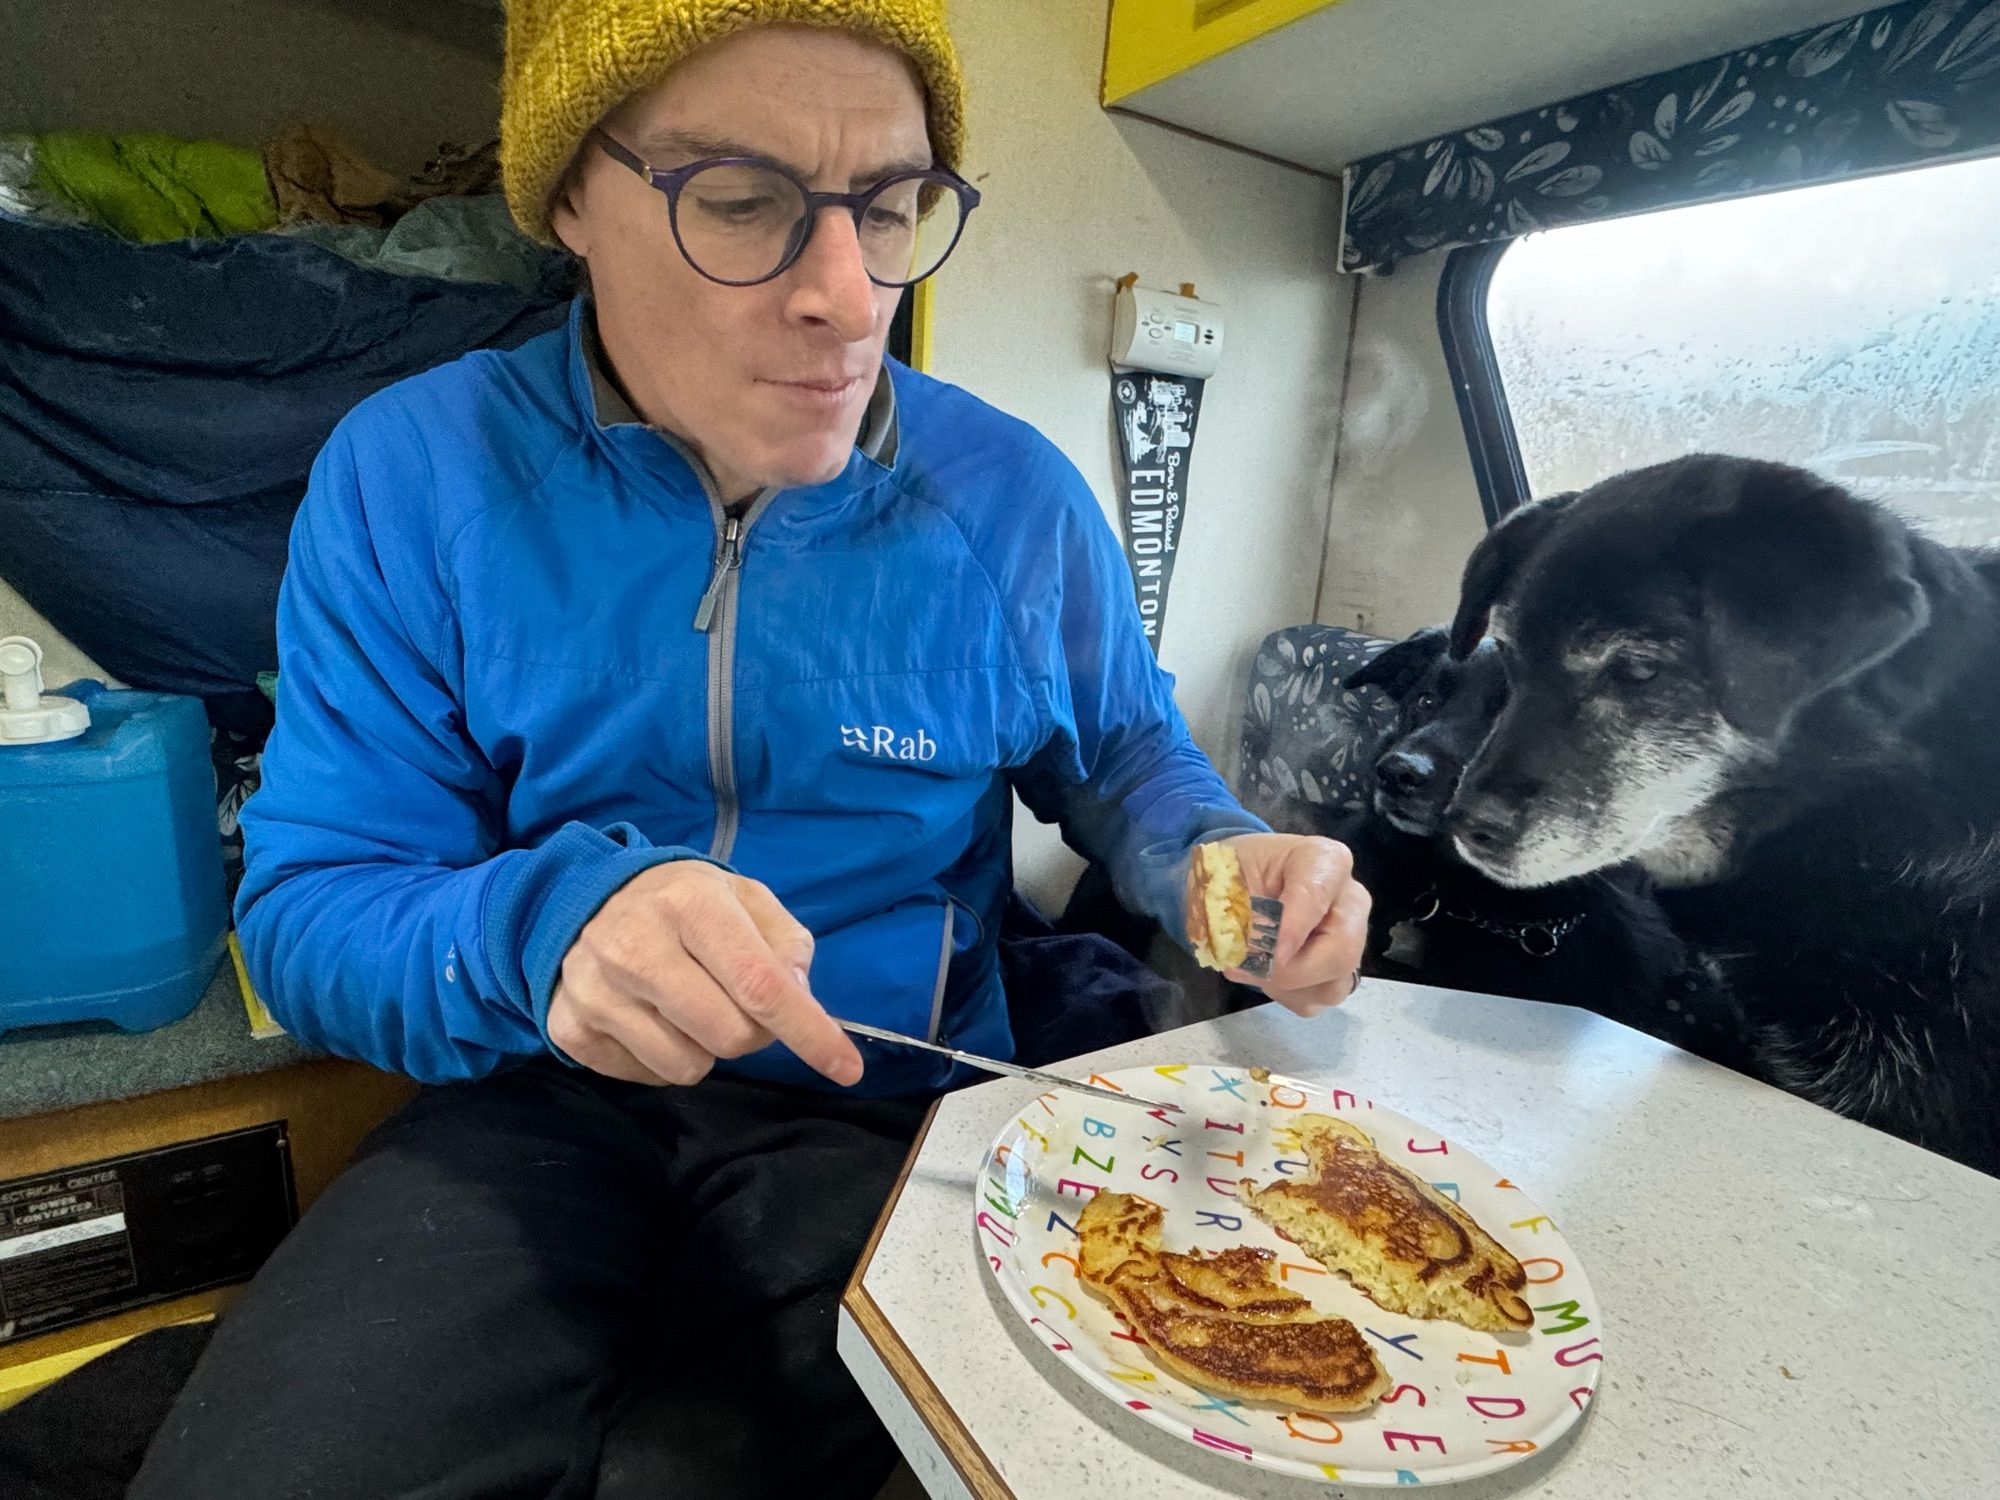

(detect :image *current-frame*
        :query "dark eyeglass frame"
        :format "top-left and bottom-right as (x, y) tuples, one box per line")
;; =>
(591, 128), (981, 289)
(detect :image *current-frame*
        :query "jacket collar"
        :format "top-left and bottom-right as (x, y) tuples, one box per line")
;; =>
(563, 298), (898, 519)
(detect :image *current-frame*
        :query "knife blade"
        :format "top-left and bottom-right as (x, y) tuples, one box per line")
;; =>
(837, 1019), (1184, 1114)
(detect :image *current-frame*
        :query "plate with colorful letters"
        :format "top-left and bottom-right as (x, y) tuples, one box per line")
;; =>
(975, 1064), (1603, 1487)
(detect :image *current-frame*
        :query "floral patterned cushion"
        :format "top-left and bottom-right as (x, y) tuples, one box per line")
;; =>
(1239, 625), (1400, 825)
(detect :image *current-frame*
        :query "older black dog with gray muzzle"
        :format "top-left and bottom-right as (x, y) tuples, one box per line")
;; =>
(1324, 626), (1740, 1061)
(1446, 454), (2000, 1176)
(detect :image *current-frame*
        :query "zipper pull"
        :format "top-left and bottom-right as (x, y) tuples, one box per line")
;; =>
(693, 514), (743, 632)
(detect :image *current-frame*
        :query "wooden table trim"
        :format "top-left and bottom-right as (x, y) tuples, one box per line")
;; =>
(844, 1100), (1016, 1500)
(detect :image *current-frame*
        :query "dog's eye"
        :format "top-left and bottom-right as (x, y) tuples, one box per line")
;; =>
(1612, 656), (1660, 685)
(1414, 693), (1438, 711)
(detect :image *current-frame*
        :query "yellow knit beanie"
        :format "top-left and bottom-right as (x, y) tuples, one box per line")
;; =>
(502, 0), (966, 245)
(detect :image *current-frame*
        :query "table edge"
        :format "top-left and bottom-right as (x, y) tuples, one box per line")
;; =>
(844, 1097), (1016, 1500)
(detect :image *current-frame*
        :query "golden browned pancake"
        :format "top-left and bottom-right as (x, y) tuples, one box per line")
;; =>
(1077, 1191), (1390, 1414)
(1239, 1115), (1532, 1333)
(1186, 842), (1252, 971)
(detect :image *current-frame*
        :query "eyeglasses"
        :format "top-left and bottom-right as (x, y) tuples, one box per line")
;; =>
(592, 130), (981, 289)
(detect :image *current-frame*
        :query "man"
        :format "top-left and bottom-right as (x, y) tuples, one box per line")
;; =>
(133, 4), (1370, 1496)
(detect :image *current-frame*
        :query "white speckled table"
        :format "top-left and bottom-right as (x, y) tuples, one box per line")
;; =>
(839, 982), (2000, 1499)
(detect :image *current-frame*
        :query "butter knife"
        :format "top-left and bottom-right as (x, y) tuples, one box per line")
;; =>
(837, 1019), (1184, 1114)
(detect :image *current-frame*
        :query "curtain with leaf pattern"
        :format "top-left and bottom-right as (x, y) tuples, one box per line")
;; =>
(1339, 0), (2000, 275)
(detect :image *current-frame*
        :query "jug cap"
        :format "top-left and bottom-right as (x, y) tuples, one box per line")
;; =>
(0, 636), (90, 746)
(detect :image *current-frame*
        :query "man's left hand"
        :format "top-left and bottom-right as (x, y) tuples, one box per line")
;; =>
(1215, 832), (1371, 1016)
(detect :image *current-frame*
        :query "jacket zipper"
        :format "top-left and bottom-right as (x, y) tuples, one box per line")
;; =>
(692, 514), (741, 633)
(684, 468), (778, 865)
(927, 901), (955, 1044)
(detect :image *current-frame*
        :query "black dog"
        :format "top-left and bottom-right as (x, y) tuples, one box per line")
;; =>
(1448, 454), (2000, 1174)
(1321, 627), (1744, 1062)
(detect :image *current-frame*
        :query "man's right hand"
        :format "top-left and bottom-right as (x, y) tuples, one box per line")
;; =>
(549, 863), (864, 1088)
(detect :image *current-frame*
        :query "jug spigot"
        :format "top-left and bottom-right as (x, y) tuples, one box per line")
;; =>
(0, 636), (90, 745)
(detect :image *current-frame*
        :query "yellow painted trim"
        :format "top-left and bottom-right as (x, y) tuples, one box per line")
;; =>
(229, 930), (285, 1039)
(909, 279), (935, 374)
(1103, 0), (1348, 106)
(0, 1315), (215, 1412)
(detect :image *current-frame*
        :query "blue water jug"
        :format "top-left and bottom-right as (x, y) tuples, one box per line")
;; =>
(0, 637), (227, 1035)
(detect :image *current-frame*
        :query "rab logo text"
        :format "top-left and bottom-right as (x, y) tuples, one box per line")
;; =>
(841, 724), (937, 763)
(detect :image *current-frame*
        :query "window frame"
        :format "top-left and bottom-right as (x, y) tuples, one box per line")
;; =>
(1436, 241), (1530, 526)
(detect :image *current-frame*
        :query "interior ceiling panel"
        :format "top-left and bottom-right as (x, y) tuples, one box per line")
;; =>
(1121, 0), (1882, 174)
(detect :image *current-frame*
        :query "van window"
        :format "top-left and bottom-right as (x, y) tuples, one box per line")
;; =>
(1476, 152), (2000, 545)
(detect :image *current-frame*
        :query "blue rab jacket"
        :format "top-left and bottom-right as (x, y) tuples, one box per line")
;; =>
(237, 299), (1264, 1094)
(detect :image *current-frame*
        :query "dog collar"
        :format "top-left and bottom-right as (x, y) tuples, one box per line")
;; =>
(1408, 889), (1587, 958)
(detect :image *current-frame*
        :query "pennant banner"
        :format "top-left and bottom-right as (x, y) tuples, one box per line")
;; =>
(1110, 371), (1206, 652)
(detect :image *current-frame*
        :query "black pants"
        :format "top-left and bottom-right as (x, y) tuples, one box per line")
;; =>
(128, 1065), (927, 1500)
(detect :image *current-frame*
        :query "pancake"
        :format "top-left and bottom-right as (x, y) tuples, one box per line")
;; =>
(1239, 1114), (1532, 1333)
(1076, 1190), (1390, 1414)
(1186, 841), (1253, 971)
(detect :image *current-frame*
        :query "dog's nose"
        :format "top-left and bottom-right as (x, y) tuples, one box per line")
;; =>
(1446, 797), (1518, 851)
(1376, 749), (1435, 799)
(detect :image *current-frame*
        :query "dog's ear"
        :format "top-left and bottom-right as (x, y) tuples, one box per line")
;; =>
(1697, 471), (1931, 739)
(1448, 491), (1580, 657)
(1344, 626), (1448, 697)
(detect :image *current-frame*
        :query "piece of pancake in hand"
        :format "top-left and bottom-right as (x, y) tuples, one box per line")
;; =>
(1185, 841), (1253, 971)
(1240, 1114), (1532, 1333)
(1076, 1190), (1390, 1414)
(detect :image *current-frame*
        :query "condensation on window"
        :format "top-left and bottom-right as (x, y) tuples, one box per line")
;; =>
(1487, 154), (2000, 547)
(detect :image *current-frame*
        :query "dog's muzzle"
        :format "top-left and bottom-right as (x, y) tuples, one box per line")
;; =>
(1374, 749), (1452, 836)
(1444, 796), (1519, 855)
